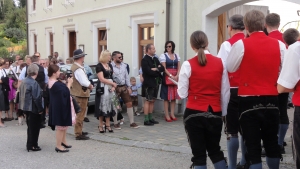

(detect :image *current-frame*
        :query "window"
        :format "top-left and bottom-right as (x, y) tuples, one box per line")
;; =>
(98, 28), (107, 57)
(33, 0), (36, 11)
(49, 32), (54, 56)
(48, 0), (52, 6)
(138, 23), (154, 66)
(34, 34), (37, 53)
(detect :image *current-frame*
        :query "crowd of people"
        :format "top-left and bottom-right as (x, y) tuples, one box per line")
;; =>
(0, 9), (300, 169)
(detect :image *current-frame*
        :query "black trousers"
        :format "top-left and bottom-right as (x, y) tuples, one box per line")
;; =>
(25, 111), (41, 149)
(293, 106), (300, 168)
(225, 88), (240, 134)
(184, 108), (224, 166)
(278, 93), (289, 124)
(239, 96), (281, 165)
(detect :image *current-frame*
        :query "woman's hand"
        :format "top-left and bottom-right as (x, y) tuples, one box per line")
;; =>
(67, 77), (73, 84)
(174, 75), (179, 82)
(112, 82), (117, 88)
(110, 87), (115, 92)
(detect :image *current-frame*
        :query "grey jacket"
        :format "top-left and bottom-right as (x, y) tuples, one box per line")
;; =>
(19, 76), (43, 113)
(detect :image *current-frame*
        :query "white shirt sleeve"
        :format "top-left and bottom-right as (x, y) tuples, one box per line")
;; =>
(221, 61), (230, 116)
(18, 67), (26, 80)
(159, 53), (167, 63)
(44, 68), (49, 83)
(277, 42), (300, 89)
(226, 40), (245, 73)
(278, 40), (287, 71)
(177, 61), (191, 98)
(74, 68), (91, 87)
(217, 41), (231, 65)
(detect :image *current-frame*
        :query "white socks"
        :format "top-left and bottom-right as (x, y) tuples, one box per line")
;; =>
(127, 107), (134, 124)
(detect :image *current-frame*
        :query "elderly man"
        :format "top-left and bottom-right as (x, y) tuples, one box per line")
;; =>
(226, 10), (285, 168)
(217, 14), (246, 169)
(70, 49), (93, 140)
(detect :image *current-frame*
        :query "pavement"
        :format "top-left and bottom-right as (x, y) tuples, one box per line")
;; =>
(0, 106), (296, 168)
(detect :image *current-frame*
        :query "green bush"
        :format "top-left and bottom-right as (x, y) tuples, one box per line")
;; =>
(0, 38), (11, 47)
(5, 28), (26, 41)
(0, 47), (9, 58)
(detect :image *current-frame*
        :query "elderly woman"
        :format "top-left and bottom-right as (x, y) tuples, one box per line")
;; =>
(19, 64), (43, 152)
(48, 64), (73, 153)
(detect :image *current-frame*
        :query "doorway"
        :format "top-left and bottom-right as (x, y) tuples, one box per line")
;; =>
(69, 31), (76, 58)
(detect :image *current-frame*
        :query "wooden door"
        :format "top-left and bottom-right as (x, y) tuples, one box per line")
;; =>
(50, 33), (53, 56)
(98, 28), (107, 57)
(138, 24), (154, 68)
(218, 13), (227, 52)
(34, 34), (37, 53)
(69, 31), (76, 58)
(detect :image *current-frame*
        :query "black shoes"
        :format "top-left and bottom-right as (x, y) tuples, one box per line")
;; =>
(236, 162), (245, 169)
(55, 147), (69, 153)
(144, 121), (154, 126)
(280, 145), (285, 154)
(105, 126), (113, 133)
(61, 143), (72, 148)
(27, 146), (41, 152)
(84, 117), (90, 122)
(82, 132), (88, 135)
(288, 103), (294, 108)
(76, 135), (90, 140)
(283, 141), (287, 146)
(149, 119), (159, 124)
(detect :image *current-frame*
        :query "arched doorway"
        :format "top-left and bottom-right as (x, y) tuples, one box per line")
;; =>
(202, 0), (300, 55)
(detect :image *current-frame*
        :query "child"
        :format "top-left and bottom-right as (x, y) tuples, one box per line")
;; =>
(130, 77), (142, 116)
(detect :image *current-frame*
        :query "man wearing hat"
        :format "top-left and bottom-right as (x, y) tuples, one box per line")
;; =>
(70, 49), (93, 140)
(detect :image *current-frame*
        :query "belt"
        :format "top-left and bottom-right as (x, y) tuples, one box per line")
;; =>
(117, 85), (126, 87)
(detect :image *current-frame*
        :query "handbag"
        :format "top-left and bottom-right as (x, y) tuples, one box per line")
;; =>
(164, 54), (178, 85)
(96, 82), (105, 96)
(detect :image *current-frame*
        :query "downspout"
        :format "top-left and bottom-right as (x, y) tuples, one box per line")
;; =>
(166, 0), (170, 41)
(26, 1), (29, 55)
(180, 0), (188, 114)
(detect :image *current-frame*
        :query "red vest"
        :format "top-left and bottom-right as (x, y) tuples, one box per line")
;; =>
(187, 54), (223, 112)
(227, 33), (245, 87)
(293, 81), (300, 106)
(238, 32), (281, 95)
(268, 30), (287, 48)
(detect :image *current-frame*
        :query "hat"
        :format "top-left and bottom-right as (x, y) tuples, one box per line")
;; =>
(73, 49), (87, 59)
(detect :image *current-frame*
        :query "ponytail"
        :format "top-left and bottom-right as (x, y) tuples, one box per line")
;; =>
(197, 48), (207, 66)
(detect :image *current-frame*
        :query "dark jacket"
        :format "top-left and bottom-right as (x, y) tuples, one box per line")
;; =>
(25, 63), (46, 90)
(19, 76), (43, 114)
(48, 81), (72, 127)
(141, 54), (165, 88)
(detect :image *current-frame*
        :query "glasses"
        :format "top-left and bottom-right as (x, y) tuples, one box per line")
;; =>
(40, 63), (45, 65)
(118, 57), (123, 60)
(166, 46), (172, 48)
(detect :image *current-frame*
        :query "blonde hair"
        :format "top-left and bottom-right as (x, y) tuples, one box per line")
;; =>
(130, 77), (136, 81)
(99, 50), (111, 63)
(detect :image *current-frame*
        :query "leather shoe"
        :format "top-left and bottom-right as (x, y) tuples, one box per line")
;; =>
(82, 132), (88, 135)
(84, 117), (90, 122)
(149, 119), (159, 124)
(144, 121), (154, 126)
(40, 124), (46, 129)
(76, 135), (90, 140)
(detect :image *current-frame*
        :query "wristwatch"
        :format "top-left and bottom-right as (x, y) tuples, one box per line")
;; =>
(169, 74), (172, 77)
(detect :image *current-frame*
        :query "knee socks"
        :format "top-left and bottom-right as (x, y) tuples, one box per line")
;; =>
(266, 157), (280, 169)
(113, 114), (118, 125)
(127, 107), (134, 124)
(239, 136), (246, 165)
(278, 124), (289, 146)
(213, 160), (227, 169)
(249, 163), (262, 169)
(227, 135), (239, 169)
(148, 113), (153, 120)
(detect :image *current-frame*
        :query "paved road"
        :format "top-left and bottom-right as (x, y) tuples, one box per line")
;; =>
(0, 107), (296, 169)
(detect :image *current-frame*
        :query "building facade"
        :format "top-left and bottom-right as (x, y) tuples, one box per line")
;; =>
(27, 0), (300, 77)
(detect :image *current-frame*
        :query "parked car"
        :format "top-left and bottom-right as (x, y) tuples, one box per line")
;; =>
(59, 64), (98, 107)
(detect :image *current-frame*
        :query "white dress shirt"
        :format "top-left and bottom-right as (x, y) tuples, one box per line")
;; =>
(18, 63), (49, 83)
(226, 38), (286, 73)
(277, 41), (300, 89)
(73, 62), (91, 87)
(177, 50), (230, 116)
(217, 41), (231, 65)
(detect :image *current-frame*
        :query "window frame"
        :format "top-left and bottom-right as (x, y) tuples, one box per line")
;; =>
(138, 23), (154, 67)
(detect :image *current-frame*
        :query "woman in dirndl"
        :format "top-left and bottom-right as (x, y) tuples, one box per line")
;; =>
(159, 41), (181, 122)
(0, 58), (8, 127)
(95, 50), (118, 133)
